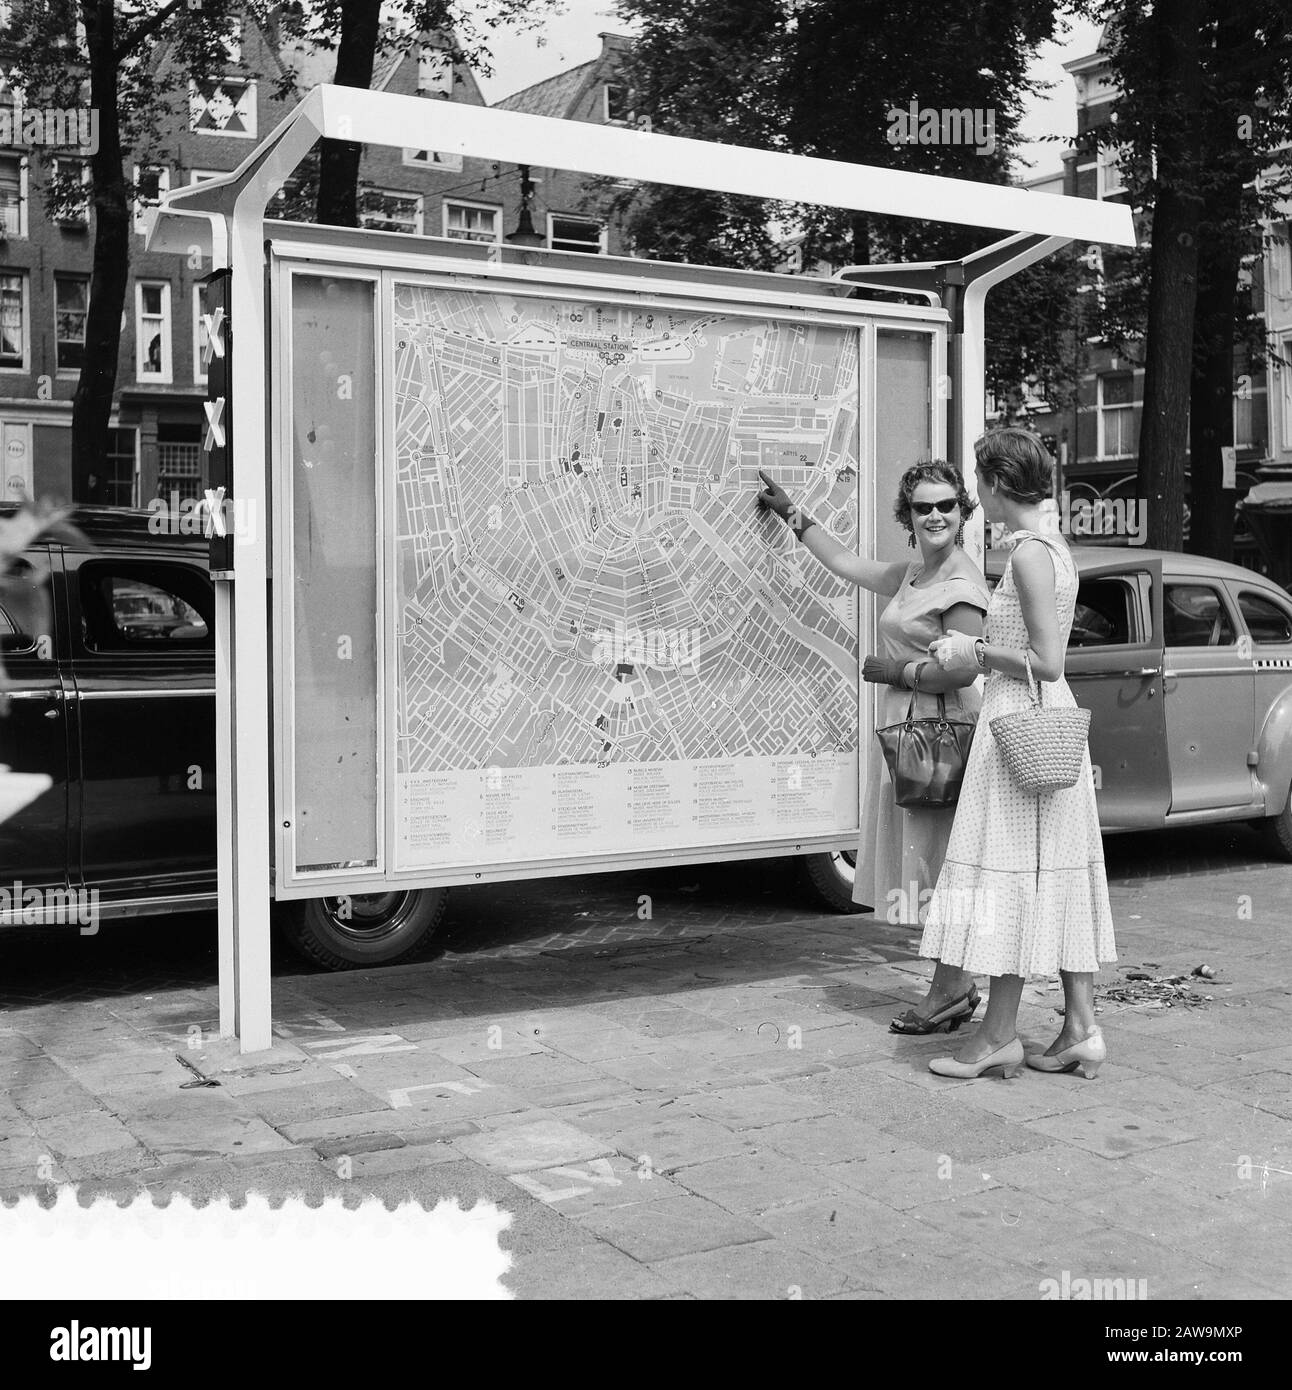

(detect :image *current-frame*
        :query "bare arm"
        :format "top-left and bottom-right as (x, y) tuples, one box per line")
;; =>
(901, 601), (985, 692)
(981, 542), (1064, 682)
(799, 523), (909, 597)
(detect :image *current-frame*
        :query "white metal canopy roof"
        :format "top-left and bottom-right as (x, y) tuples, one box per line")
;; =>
(149, 83), (1136, 252)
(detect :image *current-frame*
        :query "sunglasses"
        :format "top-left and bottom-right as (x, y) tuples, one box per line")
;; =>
(911, 499), (959, 517)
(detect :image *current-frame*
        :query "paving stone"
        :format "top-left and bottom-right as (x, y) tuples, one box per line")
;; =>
(757, 1114), (909, 1166)
(647, 1236), (852, 1300)
(1203, 1070), (1292, 1120)
(600, 1113), (754, 1171)
(243, 1079), (396, 1129)
(671, 1150), (841, 1215)
(454, 1118), (613, 1174)
(503, 1242), (676, 1300)
(572, 1194), (771, 1262)
(459, 1051), (608, 1092)
(1025, 1105), (1198, 1160)
(675, 1084), (835, 1132)
(37, 1110), (138, 1159)
(1122, 1136), (1289, 1198)
(60, 1146), (157, 1181)
(8, 1079), (102, 1121)
(417, 1030), (550, 1066)
(826, 1145), (999, 1209)
(506, 1154), (689, 1215)
(754, 1192), (930, 1262)
(123, 1096), (296, 1161)
(877, 1105), (1055, 1165)
(595, 1049), (757, 1094)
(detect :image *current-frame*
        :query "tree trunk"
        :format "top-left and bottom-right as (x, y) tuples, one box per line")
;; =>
(71, 1), (129, 504)
(1137, 0), (1203, 552)
(1188, 223), (1241, 564)
(315, 0), (383, 228)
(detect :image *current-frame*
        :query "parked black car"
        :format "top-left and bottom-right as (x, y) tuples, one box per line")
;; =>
(0, 507), (446, 968)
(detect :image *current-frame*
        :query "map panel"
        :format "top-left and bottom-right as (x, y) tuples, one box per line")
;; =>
(390, 285), (862, 870)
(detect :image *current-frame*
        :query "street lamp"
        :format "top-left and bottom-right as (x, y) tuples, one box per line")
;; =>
(505, 164), (545, 248)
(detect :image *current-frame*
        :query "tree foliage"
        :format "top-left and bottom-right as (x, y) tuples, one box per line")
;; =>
(611, 0), (1076, 421)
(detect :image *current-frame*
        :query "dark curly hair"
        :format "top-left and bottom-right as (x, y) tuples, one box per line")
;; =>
(973, 428), (1054, 503)
(893, 460), (977, 542)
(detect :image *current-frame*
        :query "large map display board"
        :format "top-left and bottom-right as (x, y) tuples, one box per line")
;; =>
(391, 284), (862, 871)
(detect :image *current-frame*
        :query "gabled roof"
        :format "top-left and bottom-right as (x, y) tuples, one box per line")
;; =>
(496, 32), (634, 119)
(495, 62), (593, 119)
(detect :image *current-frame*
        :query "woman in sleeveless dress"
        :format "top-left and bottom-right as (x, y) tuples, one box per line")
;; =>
(922, 429), (1117, 1080)
(757, 461), (990, 1034)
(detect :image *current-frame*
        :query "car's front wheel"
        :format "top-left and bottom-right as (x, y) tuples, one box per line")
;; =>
(797, 850), (867, 913)
(278, 889), (449, 970)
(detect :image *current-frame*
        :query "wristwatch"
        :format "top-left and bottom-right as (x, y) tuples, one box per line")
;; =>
(974, 639), (988, 670)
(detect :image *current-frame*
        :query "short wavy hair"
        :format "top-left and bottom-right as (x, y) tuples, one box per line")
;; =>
(893, 460), (977, 539)
(973, 428), (1054, 503)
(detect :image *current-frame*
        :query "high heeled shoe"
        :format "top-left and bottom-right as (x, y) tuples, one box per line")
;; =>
(928, 1037), (1025, 1079)
(1025, 1027), (1106, 1079)
(889, 984), (981, 1036)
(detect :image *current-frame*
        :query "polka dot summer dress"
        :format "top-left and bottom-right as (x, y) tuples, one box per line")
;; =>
(919, 531), (1117, 977)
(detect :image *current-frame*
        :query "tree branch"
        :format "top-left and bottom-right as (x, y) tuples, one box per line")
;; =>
(113, 0), (190, 63)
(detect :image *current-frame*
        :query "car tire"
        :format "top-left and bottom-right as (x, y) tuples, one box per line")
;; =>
(278, 889), (449, 970)
(1257, 795), (1292, 862)
(797, 850), (867, 913)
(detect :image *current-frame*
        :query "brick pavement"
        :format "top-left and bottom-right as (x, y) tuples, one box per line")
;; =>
(0, 836), (1289, 1300)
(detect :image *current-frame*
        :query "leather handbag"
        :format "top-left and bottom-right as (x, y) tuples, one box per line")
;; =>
(875, 662), (975, 809)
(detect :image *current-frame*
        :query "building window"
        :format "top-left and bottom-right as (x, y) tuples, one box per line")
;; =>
(193, 284), (208, 386)
(133, 164), (170, 234)
(1097, 142), (1127, 199)
(1279, 333), (1292, 456)
(417, 45), (453, 96)
(548, 214), (604, 254)
(402, 146), (463, 172)
(0, 271), (27, 369)
(443, 200), (499, 243)
(188, 169), (222, 184)
(1233, 381), (1266, 452)
(1098, 373), (1138, 458)
(156, 425), (203, 499)
(605, 84), (628, 123)
(51, 157), (90, 226)
(104, 427), (138, 508)
(55, 274), (89, 371)
(359, 189), (423, 235)
(0, 154), (26, 237)
(136, 281), (172, 383)
(189, 77), (257, 138)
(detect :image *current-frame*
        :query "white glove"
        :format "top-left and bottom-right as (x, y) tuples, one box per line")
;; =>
(929, 629), (979, 670)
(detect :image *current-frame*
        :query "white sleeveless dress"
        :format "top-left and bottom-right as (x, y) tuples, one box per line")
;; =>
(919, 531), (1117, 977)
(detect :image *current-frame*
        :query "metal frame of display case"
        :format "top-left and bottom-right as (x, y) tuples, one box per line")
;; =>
(148, 85), (1135, 1051)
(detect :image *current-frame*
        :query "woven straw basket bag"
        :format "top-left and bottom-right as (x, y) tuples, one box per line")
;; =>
(989, 650), (1091, 794)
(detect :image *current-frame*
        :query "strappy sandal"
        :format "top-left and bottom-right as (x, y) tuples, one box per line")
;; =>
(889, 984), (981, 1036)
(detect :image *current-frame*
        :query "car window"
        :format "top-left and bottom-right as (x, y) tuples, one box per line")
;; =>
(1163, 583), (1235, 647)
(0, 557), (44, 655)
(0, 601), (34, 654)
(1238, 591), (1292, 645)
(80, 562), (212, 651)
(1070, 578), (1133, 648)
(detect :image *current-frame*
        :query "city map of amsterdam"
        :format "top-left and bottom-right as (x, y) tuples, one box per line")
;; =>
(391, 284), (861, 870)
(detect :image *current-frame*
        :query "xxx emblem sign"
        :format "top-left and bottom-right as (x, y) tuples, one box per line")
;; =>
(200, 268), (233, 575)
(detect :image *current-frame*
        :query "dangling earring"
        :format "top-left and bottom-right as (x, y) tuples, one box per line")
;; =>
(907, 530), (916, 548)
(955, 521), (965, 547)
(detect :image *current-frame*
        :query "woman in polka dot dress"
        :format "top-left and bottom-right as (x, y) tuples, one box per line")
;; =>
(922, 429), (1116, 1081)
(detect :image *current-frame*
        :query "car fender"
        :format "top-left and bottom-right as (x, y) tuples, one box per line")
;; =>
(1255, 685), (1292, 814)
